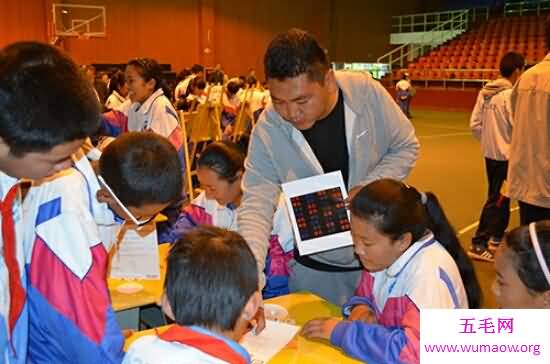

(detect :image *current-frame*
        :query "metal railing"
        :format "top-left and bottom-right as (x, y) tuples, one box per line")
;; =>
(410, 68), (498, 79)
(412, 78), (490, 90)
(379, 10), (469, 68)
(392, 8), (489, 33)
(504, 0), (550, 16)
(408, 68), (498, 90)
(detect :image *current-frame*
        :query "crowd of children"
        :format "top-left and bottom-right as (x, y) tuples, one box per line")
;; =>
(1, 37), (549, 364)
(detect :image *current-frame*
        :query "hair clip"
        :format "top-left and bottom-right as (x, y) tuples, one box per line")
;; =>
(529, 222), (550, 287)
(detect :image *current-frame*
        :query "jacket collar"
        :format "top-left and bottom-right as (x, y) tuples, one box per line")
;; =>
(112, 91), (126, 104)
(385, 232), (436, 278)
(136, 88), (164, 115)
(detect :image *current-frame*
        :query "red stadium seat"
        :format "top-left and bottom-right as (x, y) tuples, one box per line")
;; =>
(431, 70), (442, 79)
(405, 15), (547, 81)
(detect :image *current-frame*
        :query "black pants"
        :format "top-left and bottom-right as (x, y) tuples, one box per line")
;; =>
(472, 158), (510, 247)
(519, 200), (550, 225)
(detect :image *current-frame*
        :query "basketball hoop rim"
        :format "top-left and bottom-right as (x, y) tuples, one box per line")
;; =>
(76, 32), (90, 40)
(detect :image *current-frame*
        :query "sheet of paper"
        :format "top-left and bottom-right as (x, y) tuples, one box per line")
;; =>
(99, 224), (121, 253)
(281, 171), (353, 256)
(240, 320), (300, 363)
(110, 221), (160, 279)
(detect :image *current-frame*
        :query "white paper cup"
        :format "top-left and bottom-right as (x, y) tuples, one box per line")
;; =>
(263, 303), (289, 321)
(116, 282), (144, 294)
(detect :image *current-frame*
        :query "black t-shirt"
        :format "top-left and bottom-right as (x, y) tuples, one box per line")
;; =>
(300, 89), (349, 185)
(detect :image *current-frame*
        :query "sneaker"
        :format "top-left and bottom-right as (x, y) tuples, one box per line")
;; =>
(488, 239), (501, 252)
(468, 245), (495, 263)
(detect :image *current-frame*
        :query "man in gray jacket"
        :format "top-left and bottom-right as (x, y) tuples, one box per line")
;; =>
(508, 23), (550, 225)
(238, 28), (419, 306)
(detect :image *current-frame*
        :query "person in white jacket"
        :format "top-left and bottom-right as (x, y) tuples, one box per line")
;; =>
(104, 70), (128, 111)
(0, 41), (100, 364)
(469, 52), (525, 262)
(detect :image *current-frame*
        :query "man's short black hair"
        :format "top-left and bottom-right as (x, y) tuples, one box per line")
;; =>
(99, 132), (183, 207)
(0, 42), (100, 156)
(500, 52), (525, 78)
(165, 226), (258, 331)
(264, 28), (329, 82)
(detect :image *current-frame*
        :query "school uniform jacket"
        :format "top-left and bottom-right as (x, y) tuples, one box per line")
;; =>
(23, 153), (124, 363)
(0, 172), (28, 364)
(330, 233), (468, 364)
(101, 89), (184, 162)
(105, 91), (127, 111)
(158, 191), (294, 298)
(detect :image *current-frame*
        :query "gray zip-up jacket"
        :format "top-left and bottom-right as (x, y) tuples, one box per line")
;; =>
(238, 71), (420, 287)
(508, 53), (550, 207)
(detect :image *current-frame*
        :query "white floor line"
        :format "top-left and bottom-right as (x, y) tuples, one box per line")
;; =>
(457, 206), (520, 236)
(419, 132), (472, 139)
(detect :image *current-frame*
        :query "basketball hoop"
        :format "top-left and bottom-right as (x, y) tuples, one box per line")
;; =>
(52, 4), (106, 39)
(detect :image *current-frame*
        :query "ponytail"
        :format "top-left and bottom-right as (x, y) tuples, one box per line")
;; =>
(424, 192), (482, 308)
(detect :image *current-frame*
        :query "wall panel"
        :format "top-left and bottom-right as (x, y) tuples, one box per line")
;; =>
(0, 0), (49, 46)
(1, 0), (429, 76)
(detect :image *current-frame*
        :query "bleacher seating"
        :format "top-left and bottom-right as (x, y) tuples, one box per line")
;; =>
(404, 15), (548, 81)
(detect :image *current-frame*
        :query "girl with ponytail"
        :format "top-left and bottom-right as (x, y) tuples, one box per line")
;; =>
(302, 178), (481, 364)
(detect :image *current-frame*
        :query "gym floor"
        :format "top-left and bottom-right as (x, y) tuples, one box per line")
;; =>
(406, 108), (518, 308)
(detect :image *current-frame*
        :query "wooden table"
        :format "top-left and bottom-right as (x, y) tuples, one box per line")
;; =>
(124, 292), (362, 363)
(108, 243), (170, 329)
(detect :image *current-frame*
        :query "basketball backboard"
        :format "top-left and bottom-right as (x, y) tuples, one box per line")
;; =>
(52, 3), (106, 38)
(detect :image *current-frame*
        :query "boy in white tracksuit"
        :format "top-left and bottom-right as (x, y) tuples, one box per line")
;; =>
(468, 51), (525, 262)
(0, 41), (100, 364)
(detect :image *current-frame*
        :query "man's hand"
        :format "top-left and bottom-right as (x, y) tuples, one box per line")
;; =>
(301, 317), (341, 341)
(348, 304), (377, 324)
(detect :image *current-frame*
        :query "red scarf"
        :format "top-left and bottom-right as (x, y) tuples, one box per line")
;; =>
(1, 183), (25, 334)
(158, 325), (248, 364)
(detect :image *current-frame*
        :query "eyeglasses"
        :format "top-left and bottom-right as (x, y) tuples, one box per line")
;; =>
(97, 175), (155, 226)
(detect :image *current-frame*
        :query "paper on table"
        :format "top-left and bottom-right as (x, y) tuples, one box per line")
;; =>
(240, 320), (300, 364)
(110, 221), (160, 279)
(282, 171), (353, 256)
